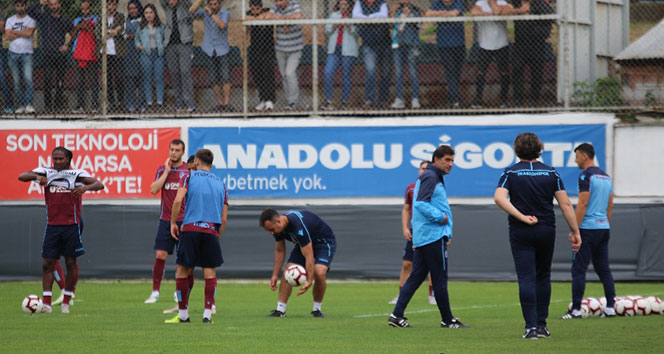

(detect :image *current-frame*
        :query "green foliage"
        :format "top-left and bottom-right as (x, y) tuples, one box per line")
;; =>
(1, 281), (663, 353)
(572, 77), (625, 107)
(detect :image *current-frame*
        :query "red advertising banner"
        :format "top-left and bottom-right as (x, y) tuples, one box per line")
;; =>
(1, 128), (181, 200)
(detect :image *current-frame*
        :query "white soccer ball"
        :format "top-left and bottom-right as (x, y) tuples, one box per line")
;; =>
(599, 296), (607, 310)
(284, 264), (307, 287)
(22, 295), (43, 314)
(634, 297), (652, 316)
(615, 299), (636, 316)
(580, 303), (591, 318)
(585, 297), (602, 316)
(645, 296), (661, 315)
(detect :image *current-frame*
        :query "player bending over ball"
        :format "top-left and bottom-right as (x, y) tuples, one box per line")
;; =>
(18, 147), (104, 314)
(260, 209), (337, 318)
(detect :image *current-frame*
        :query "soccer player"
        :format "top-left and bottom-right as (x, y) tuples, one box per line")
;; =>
(145, 139), (189, 304)
(388, 145), (468, 329)
(166, 148), (228, 323)
(494, 132), (581, 339)
(18, 147), (104, 313)
(561, 143), (616, 319)
(389, 160), (437, 305)
(260, 209), (337, 318)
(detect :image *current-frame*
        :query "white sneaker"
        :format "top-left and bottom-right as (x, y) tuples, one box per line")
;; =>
(25, 105), (35, 113)
(255, 101), (266, 111)
(15, 106), (25, 114)
(41, 305), (52, 313)
(265, 101), (274, 110)
(61, 305), (70, 313)
(428, 295), (437, 305)
(144, 292), (159, 303)
(212, 304), (216, 314)
(390, 98), (405, 109)
(411, 98), (421, 109)
(388, 295), (399, 305)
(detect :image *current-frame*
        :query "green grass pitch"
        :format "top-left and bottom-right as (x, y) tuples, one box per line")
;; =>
(1, 280), (662, 353)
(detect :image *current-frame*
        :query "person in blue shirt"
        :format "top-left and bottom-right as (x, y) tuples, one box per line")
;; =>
(561, 143), (616, 319)
(425, 0), (465, 108)
(388, 145), (468, 329)
(494, 132), (581, 339)
(260, 209), (337, 318)
(167, 148), (228, 323)
(190, 0), (232, 112)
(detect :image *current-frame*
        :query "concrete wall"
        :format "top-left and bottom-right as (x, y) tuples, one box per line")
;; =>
(614, 124), (664, 197)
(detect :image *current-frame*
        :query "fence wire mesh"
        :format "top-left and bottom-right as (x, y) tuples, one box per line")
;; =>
(0, 0), (662, 118)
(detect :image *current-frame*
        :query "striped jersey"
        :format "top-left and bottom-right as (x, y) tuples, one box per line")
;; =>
(271, 0), (303, 52)
(32, 166), (92, 225)
(497, 161), (565, 227)
(578, 166), (612, 230)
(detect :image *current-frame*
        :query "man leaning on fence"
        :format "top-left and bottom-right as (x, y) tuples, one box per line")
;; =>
(267, 0), (303, 111)
(161, 0), (197, 113)
(27, 0), (71, 114)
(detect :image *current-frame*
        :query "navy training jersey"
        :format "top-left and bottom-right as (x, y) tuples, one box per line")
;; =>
(578, 166), (612, 230)
(497, 161), (565, 227)
(272, 210), (336, 247)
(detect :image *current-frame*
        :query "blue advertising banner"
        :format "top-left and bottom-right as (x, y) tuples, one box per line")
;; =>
(188, 124), (606, 198)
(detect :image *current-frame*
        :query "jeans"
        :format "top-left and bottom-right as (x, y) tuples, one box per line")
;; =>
(393, 45), (419, 100)
(107, 55), (124, 106)
(124, 75), (142, 111)
(275, 50), (302, 105)
(439, 46), (466, 105)
(7, 51), (34, 108)
(0, 51), (13, 109)
(165, 44), (195, 109)
(509, 223), (555, 329)
(140, 53), (164, 105)
(323, 46), (356, 102)
(361, 45), (391, 105)
(76, 62), (99, 110)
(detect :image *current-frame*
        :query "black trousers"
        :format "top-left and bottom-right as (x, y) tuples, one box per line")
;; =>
(43, 52), (67, 111)
(248, 46), (276, 103)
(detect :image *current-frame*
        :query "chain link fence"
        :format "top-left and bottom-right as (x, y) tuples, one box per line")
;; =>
(0, 0), (662, 118)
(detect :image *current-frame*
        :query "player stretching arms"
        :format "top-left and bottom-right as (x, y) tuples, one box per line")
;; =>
(166, 149), (228, 323)
(18, 147), (104, 313)
(260, 209), (337, 318)
(145, 139), (189, 304)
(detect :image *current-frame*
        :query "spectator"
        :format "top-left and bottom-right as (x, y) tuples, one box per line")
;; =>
(161, 0), (196, 113)
(5, 0), (36, 114)
(135, 4), (165, 111)
(390, 0), (422, 110)
(27, 0), (71, 113)
(470, 0), (511, 108)
(425, 0), (465, 108)
(267, 0), (303, 111)
(353, 0), (391, 108)
(102, 0), (126, 112)
(245, 0), (276, 112)
(509, 0), (554, 107)
(190, 0), (232, 112)
(72, 0), (100, 113)
(0, 10), (15, 113)
(124, 0), (143, 113)
(322, 0), (358, 111)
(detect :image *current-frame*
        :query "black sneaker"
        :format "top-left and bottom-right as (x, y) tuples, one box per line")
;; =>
(202, 317), (213, 323)
(266, 310), (286, 317)
(522, 328), (538, 339)
(560, 310), (582, 319)
(387, 314), (411, 328)
(441, 318), (469, 328)
(311, 310), (326, 318)
(537, 326), (551, 338)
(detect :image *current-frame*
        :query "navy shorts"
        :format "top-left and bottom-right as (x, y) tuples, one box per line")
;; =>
(42, 223), (85, 259)
(288, 241), (336, 268)
(176, 231), (223, 268)
(154, 220), (181, 254)
(402, 239), (414, 262)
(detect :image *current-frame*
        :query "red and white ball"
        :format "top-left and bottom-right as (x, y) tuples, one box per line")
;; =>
(634, 297), (652, 316)
(615, 299), (636, 316)
(22, 295), (43, 314)
(585, 297), (602, 316)
(284, 264), (307, 287)
(645, 296), (662, 315)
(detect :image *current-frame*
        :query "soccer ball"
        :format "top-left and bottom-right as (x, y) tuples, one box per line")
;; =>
(614, 299), (636, 316)
(634, 297), (652, 316)
(585, 297), (602, 316)
(22, 295), (43, 314)
(645, 296), (661, 315)
(580, 303), (591, 318)
(284, 264), (307, 287)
